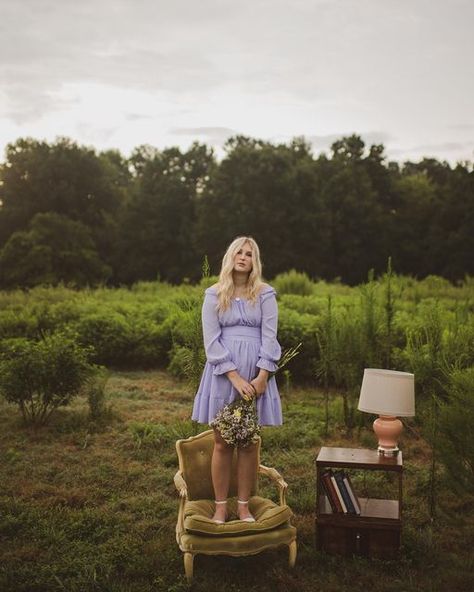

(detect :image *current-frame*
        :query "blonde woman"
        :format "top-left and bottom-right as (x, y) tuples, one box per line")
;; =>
(192, 236), (282, 523)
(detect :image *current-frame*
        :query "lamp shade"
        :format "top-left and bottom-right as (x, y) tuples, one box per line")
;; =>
(358, 368), (415, 417)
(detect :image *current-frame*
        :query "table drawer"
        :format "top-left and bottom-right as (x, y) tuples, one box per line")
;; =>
(316, 522), (400, 558)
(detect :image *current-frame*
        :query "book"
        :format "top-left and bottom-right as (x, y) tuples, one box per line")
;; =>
(343, 471), (361, 515)
(321, 470), (342, 513)
(334, 470), (356, 514)
(330, 471), (348, 513)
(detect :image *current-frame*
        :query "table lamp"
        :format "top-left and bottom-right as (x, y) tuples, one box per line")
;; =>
(358, 368), (415, 456)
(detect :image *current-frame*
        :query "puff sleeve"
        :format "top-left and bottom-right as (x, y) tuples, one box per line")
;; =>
(202, 290), (238, 376)
(256, 287), (282, 373)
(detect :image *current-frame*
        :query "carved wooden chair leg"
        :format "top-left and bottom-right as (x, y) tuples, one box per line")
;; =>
(288, 540), (297, 568)
(184, 552), (194, 583)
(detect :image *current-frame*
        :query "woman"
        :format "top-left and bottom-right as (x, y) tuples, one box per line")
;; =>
(192, 236), (282, 523)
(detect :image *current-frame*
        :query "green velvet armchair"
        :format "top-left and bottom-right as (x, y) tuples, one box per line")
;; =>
(174, 429), (297, 583)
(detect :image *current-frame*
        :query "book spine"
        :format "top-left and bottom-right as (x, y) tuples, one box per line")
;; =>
(335, 471), (356, 514)
(330, 472), (348, 513)
(321, 471), (340, 513)
(343, 472), (361, 515)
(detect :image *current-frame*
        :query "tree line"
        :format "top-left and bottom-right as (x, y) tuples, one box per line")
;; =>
(0, 134), (472, 288)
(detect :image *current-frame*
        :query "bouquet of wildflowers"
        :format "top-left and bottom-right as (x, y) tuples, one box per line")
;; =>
(210, 396), (261, 447)
(209, 343), (302, 447)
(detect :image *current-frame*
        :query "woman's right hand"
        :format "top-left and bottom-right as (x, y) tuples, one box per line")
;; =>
(226, 371), (256, 401)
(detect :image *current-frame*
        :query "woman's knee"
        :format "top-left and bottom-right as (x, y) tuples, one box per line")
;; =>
(237, 442), (258, 456)
(213, 429), (234, 452)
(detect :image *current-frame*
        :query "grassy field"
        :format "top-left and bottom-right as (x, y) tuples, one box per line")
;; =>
(1, 370), (473, 592)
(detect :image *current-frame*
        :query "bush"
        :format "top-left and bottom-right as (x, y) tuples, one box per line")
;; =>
(279, 294), (322, 315)
(278, 308), (318, 382)
(273, 269), (314, 296)
(125, 318), (172, 368)
(438, 367), (474, 493)
(0, 333), (96, 425)
(167, 303), (206, 390)
(74, 312), (131, 366)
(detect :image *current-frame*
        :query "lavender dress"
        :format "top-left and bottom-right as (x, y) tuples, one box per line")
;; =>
(191, 285), (283, 426)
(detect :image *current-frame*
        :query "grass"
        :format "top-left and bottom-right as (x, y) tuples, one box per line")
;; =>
(1, 371), (473, 592)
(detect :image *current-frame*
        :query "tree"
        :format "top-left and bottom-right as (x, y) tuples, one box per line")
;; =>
(390, 173), (439, 276)
(194, 135), (324, 279)
(434, 162), (474, 279)
(331, 135), (365, 161)
(0, 134), (472, 286)
(115, 143), (215, 283)
(312, 137), (392, 283)
(0, 137), (128, 272)
(0, 212), (111, 288)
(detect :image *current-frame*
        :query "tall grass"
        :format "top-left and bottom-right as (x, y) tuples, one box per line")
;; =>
(383, 257), (395, 367)
(315, 295), (334, 436)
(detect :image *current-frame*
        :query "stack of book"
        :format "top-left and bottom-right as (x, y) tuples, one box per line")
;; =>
(321, 469), (361, 515)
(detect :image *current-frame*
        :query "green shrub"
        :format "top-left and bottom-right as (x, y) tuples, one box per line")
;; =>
(199, 274), (219, 289)
(278, 308), (319, 382)
(74, 312), (131, 366)
(0, 309), (40, 339)
(0, 333), (95, 425)
(0, 274), (471, 389)
(273, 269), (314, 296)
(168, 304), (206, 390)
(438, 367), (474, 493)
(279, 294), (322, 315)
(125, 318), (172, 368)
(167, 345), (192, 380)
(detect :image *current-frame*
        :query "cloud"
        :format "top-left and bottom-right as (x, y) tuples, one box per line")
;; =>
(169, 126), (239, 145)
(0, 82), (80, 124)
(75, 122), (118, 144)
(125, 113), (152, 122)
(413, 141), (474, 153)
(0, 44), (223, 123)
(0, 0), (473, 165)
(390, 141), (474, 155)
(306, 131), (393, 151)
(0, 1), (234, 123)
(448, 123), (474, 132)
(4, 0), (470, 121)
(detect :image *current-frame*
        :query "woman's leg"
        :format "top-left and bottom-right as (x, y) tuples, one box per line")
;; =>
(211, 428), (234, 522)
(237, 442), (258, 520)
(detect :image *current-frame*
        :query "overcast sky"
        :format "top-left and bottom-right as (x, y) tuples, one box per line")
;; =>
(1, 0), (473, 163)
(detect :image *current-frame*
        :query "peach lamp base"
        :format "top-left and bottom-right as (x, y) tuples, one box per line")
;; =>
(373, 415), (403, 456)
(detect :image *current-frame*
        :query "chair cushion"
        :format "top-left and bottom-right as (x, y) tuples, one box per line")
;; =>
(183, 496), (292, 537)
(178, 523), (297, 554)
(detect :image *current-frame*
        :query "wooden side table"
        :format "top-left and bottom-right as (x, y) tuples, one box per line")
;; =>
(315, 446), (403, 558)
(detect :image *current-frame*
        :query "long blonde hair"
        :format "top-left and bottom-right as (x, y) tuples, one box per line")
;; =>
(215, 236), (264, 312)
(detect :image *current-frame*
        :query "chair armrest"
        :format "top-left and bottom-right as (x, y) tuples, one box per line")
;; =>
(174, 470), (188, 540)
(174, 470), (188, 498)
(259, 464), (288, 506)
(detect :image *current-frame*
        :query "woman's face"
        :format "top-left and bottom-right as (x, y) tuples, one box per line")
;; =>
(233, 242), (253, 273)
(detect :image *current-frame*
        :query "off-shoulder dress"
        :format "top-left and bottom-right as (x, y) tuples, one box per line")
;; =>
(191, 285), (283, 426)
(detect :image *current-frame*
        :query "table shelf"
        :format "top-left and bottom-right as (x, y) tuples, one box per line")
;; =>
(315, 447), (403, 558)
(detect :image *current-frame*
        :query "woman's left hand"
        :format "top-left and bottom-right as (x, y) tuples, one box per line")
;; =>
(250, 375), (268, 397)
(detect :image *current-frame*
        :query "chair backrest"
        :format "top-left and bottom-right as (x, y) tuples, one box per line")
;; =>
(176, 430), (261, 501)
